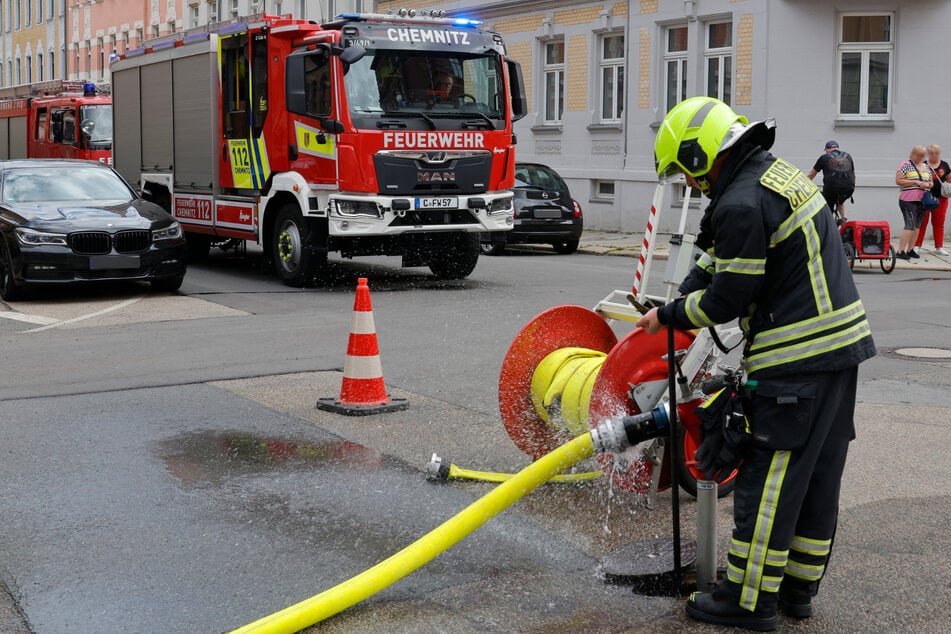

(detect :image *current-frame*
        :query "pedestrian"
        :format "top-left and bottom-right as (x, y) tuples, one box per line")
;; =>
(914, 144), (950, 256)
(641, 97), (876, 631)
(895, 145), (932, 260)
(807, 140), (856, 222)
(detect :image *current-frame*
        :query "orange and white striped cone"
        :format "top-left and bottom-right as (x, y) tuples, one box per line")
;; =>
(317, 277), (409, 416)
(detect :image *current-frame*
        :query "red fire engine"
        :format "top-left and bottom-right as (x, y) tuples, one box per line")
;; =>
(111, 11), (526, 286)
(0, 80), (112, 164)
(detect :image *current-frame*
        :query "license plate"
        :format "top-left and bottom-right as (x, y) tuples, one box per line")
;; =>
(89, 254), (141, 270)
(533, 209), (563, 219)
(415, 197), (458, 210)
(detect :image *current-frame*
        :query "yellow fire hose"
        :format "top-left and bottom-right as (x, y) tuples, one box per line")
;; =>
(427, 453), (602, 484)
(230, 433), (598, 634)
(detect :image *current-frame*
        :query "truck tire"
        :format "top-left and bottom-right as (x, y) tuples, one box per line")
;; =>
(273, 204), (326, 287)
(428, 233), (480, 280)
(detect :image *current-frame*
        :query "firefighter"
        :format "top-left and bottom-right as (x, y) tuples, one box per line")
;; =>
(637, 97), (876, 631)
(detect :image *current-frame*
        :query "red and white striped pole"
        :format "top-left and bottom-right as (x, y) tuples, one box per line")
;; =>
(632, 183), (668, 302)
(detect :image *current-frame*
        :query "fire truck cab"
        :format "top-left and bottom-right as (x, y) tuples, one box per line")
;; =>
(111, 11), (525, 286)
(0, 80), (112, 164)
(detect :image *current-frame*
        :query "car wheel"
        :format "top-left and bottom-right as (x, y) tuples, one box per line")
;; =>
(185, 234), (212, 263)
(0, 240), (23, 302)
(553, 239), (580, 255)
(479, 237), (506, 256)
(151, 275), (184, 293)
(273, 205), (326, 287)
(429, 234), (480, 280)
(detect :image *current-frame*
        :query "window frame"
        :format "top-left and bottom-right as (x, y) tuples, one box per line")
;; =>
(664, 24), (688, 113)
(541, 38), (566, 125)
(593, 179), (616, 201)
(836, 11), (894, 120)
(704, 20), (733, 105)
(598, 32), (625, 124)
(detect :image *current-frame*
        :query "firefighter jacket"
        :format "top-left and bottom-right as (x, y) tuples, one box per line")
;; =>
(658, 145), (876, 378)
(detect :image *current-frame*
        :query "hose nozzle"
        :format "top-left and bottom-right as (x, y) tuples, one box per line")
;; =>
(591, 403), (671, 454)
(427, 453), (451, 482)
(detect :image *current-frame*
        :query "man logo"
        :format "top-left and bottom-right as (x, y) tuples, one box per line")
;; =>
(424, 152), (449, 164)
(417, 171), (456, 183)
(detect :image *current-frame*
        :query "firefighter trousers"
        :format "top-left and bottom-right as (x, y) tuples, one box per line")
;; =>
(723, 366), (858, 612)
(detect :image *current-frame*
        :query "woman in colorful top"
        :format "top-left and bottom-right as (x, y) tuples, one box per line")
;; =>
(914, 144), (950, 256)
(895, 145), (932, 260)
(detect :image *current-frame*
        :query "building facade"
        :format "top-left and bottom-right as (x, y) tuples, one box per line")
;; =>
(1, 0), (69, 87)
(374, 0), (951, 233)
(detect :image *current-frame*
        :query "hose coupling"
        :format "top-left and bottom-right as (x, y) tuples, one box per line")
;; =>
(427, 453), (451, 482)
(591, 403), (671, 454)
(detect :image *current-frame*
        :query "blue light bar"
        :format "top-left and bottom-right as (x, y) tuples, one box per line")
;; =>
(334, 12), (483, 28)
(453, 18), (483, 27)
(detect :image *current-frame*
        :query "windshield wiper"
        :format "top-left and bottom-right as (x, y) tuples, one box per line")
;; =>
(463, 113), (496, 130)
(376, 111), (437, 130)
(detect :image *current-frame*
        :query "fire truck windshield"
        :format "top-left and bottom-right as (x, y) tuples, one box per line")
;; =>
(344, 49), (504, 127)
(79, 105), (113, 148)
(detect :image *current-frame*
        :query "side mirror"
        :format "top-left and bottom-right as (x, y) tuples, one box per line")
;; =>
(340, 44), (366, 66)
(320, 119), (345, 134)
(80, 119), (95, 137)
(506, 59), (527, 122)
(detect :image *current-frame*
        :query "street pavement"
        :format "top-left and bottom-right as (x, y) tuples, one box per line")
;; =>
(0, 242), (948, 633)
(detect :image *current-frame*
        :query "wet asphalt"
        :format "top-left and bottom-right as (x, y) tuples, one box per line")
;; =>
(0, 247), (949, 633)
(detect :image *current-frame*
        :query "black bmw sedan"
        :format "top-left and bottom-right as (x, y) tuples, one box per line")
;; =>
(0, 160), (186, 301)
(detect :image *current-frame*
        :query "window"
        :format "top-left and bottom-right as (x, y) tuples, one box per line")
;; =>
(230, 0), (239, 19)
(37, 51), (42, 80)
(24, 0), (28, 26)
(599, 34), (624, 122)
(36, 107), (46, 140)
(36, 0), (42, 23)
(665, 25), (688, 112)
(25, 53), (31, 82)
(542, 40), (565, 124)
(594, 179), (615, 200)
(48, 0), (52, 18)
(15, 0), (20, 30)
(98, 39), (104, 77)
(15, 57), (20, 84)
(208, 1), (218, 22)
(838, 13), (892, 118)
(679, 184), (703, 204)
(48, 50), (53, 79)
(190, 4), (199, 27)
(705, 21), (732, 105)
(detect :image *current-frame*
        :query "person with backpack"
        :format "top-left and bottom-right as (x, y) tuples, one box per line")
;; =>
(807, 140), (856, 221)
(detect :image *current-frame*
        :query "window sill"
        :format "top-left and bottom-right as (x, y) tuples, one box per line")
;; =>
(588, 123), (623, 132)
(531, 125), (563, 133)
(834, 119), (895, 129)
(589, 197), (614, 204)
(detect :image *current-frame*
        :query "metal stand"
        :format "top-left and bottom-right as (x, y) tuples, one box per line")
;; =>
(667, 324), (683, 592)
(695, 480), (718, 591)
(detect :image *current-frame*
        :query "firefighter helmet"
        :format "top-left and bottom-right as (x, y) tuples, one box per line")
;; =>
(654, 96), (748, 195)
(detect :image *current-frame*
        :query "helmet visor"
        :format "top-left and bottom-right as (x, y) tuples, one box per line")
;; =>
(658, 162), (686, 185)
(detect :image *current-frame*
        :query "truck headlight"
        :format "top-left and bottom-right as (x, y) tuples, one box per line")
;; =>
(15, 227), (68, 246)
(152, 222), (183, 241)
(487, 197), (514, 216)
(333, 200), (382, 219)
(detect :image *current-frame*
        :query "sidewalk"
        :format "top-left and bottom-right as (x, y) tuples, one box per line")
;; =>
(579, 230), (951, 272)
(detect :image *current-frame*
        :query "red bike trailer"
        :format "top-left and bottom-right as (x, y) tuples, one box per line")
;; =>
(839, 218), (897, 273)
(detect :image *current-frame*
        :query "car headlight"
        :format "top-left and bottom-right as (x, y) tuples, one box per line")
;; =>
(152, 222), (183, 241)
(15, 227), (68, 246)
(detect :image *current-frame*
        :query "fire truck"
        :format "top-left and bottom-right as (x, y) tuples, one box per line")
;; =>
(110, 11), (526, 286)
(0, 80), (112, 164)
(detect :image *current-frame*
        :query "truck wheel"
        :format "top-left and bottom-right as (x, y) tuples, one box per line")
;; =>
(429, 233), (480, 280)
(185, 234), (212, 263)
(273, 205), (326, 287)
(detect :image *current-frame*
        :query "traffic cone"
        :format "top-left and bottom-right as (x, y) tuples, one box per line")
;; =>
(317, 277), (409, 416)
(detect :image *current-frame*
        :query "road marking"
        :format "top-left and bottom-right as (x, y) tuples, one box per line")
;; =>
(0, 311), (60, 326)
(23, 295), (145, 333)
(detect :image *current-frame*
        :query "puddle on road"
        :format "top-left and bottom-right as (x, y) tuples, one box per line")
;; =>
(157, 430), (383, 488)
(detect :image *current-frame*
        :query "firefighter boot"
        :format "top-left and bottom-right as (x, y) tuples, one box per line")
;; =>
(778, 579), (814, 619)
(686, 587), (778, 632)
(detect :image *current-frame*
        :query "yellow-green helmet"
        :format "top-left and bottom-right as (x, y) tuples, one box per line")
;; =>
(654, 97), (748, 191)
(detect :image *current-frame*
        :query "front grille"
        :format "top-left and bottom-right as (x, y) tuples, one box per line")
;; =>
(114, 230), (151, 254)
(68, 230), (152, 255)
(68, 232), (111, 255)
